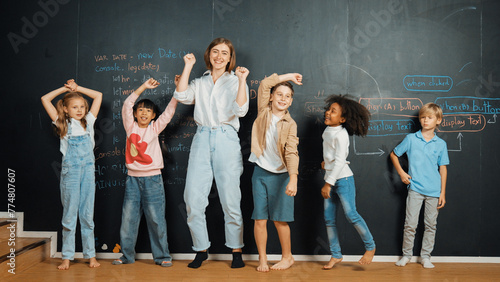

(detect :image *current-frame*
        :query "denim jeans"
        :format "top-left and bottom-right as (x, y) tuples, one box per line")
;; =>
(184, 125), (244, 251)
(402, 189), (439, 259)
(60, 132), (96, 260)
(119, 175), (171, 264)
(324, 176), (375, 258)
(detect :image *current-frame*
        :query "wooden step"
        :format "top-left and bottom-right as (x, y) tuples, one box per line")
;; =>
(0, 218), (15, 241)
(0, 218), (51, 279)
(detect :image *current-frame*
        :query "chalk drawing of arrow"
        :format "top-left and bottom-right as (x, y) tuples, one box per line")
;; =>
(448, 133), (463, 152)
(352, 136), (385, 156)
(487, 114), (497, 124)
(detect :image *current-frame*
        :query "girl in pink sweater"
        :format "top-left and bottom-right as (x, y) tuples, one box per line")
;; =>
(113, 78), (177, 267)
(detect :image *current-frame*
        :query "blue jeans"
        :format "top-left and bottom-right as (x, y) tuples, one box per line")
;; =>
(324, 176), (375, 258)
(184, 125), (244, 251)
(119, 175), (171, 264)
(60, 133), (96, 260)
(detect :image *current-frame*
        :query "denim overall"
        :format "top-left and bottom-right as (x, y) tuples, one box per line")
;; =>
(60, 120), (96, 260)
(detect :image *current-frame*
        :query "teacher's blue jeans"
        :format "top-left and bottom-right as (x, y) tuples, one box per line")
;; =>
(184, 125), (244, 251)
(324, 176), (375, 258)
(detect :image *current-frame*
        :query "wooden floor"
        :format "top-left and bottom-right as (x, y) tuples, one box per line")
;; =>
(6, 258), (500, 282)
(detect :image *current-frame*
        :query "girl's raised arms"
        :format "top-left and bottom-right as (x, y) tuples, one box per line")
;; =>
(41, 85), (68, 122)
(41, 79), (103, 122)
(67, 80), (103, 118)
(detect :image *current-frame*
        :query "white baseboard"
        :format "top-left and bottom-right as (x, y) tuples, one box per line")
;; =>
(3, 212), (499, 263)
(50, 252), (500, 263)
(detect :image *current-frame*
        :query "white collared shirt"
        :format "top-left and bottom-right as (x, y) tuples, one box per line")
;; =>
(174, 70), (249, 131)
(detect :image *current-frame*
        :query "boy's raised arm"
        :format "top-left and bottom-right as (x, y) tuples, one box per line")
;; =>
(278, 73), (302, 85)
(257, 73), (302, 112)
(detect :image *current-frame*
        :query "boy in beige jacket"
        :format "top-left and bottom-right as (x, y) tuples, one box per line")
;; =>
(249, 73), (302, 272)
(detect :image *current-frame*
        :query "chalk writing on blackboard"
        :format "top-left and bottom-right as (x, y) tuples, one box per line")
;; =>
(352, 136), (385, 156)
(436, 96), (500, 115)
(404, 75), (453, 92)
(438, 114), (486, 132)
(360, 98), (423, 117)
(367, 119), (416, 137)
(447, 133), (464, 152)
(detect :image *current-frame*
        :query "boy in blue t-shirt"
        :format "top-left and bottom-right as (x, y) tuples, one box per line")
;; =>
(390, 103), (450, 269)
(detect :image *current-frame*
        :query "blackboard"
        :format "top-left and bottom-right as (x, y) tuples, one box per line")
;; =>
(3, 0), (500, 258)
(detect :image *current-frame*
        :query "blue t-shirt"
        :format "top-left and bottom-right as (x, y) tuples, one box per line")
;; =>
(393, 130), (450, 197)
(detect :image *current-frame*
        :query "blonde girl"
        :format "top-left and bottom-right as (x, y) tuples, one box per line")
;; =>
(41, 79), (102, 270)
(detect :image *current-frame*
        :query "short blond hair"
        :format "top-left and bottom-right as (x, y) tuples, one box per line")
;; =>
(419, 103), (443, 121)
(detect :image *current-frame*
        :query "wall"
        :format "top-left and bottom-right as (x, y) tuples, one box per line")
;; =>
(3, 0), (500, 257)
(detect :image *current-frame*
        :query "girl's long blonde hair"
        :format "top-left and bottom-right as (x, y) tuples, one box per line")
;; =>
(54, 92), (89, 138)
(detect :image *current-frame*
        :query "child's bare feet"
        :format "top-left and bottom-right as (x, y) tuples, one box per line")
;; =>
(58, 259), (70, 270)
(270, 256), (294, 270)
(89, 257), (100, 268)
(359, 249), (376, 265)
(323, 257), (342, 270)
(257, 257), (269, 272)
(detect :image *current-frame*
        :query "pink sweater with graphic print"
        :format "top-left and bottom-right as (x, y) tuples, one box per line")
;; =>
(122, 92), (177, 177)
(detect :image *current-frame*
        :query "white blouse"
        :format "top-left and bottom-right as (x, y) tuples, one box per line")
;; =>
(174, 70), (249, 131)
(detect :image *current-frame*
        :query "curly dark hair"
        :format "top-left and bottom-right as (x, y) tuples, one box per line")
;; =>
(324, 94), (371, 136)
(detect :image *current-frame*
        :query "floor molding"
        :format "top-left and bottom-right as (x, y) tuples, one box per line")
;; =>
(3, 212), (499, 264)
(52, 252), (500, 263)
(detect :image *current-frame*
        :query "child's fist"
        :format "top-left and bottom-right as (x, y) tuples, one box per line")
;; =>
(291, 73), (303, 85)
(64, 79), (78, 92)
(144, 78), (160, 89)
